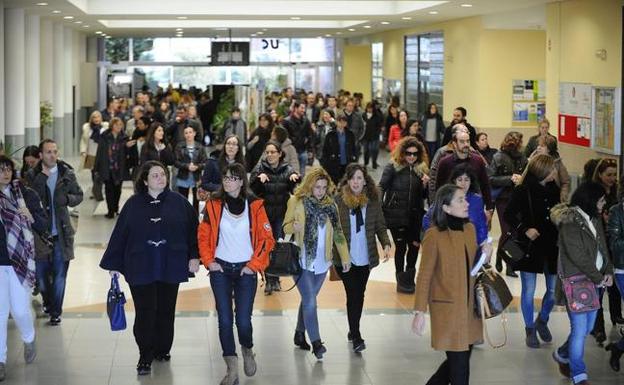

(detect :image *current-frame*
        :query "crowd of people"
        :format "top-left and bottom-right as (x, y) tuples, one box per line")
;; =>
(0, 84), (622, 385)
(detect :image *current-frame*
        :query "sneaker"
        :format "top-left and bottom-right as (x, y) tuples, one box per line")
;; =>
(311, 340), (327, 360)
(24, 340), (36, 364)
(48, 316), (61, 326)
(154, 353), (171, 362)
(0, 362), (5, 381)
(136, 362), (151, 376)
(294, 331), (311, 351)
(352, 338), (366, 353)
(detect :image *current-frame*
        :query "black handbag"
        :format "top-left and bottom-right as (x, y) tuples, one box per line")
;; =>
(474, 268), (512, 348)
(498, 189), (534, 264)
(265, 236), (302, 277)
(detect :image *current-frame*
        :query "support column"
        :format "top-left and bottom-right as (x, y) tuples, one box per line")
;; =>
(0, 2), (5, 147)
(4, 8), (25, 154)
(40, 19), (53, 140)
(52, 23), (64, 149)
(25, 14), (40, 145)
(63, 27), (73, 156)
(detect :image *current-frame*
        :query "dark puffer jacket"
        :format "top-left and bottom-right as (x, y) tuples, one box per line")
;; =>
(249, 160), (298, 231)
(174, 141), (208, 181)
(379, 162), (425, 231)
(488, 149), (527, 200)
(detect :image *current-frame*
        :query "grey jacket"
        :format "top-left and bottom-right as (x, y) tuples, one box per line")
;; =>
(25, 161), (84, 261)
(224, 118), (247, 148)
(344, 109), (365, 144)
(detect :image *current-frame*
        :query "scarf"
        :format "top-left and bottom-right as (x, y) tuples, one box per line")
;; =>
(90, 123), (102, 143)
(341, 185), (368, 233)
(448, 214), (468, 231)
(302, 196), (340, 268)
(225, 194), (245, 215)
(0, 181), (36, 288)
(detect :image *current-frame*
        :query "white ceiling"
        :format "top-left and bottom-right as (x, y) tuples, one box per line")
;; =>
(8, 0), (557, 38)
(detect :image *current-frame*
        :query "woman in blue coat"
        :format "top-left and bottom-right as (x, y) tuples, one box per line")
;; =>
(422, 163), (492, 258)
(100, 161), (200, 376)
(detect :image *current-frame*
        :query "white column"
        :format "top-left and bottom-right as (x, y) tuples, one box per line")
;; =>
(4, 8), (25, 154)
(25, 14), (40, 145)
(0, 2), (5, 146)
(40, 19), (53, 139)
(63, 27), (73, 156)
(52, 23), (64, 148)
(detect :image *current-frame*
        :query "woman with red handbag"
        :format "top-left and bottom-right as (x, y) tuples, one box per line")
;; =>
(551, 182), (614, 385)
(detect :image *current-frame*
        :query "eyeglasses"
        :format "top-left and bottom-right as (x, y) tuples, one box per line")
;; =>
(223, 176), (242, 183)
(0, 167), (12, 174)
(404, 151), (418, 157)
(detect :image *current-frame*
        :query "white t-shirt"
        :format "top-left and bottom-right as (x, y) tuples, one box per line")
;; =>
(349, 206), (369, 266)
(215, 203), (254, 263)
(301, 224), (330, 274)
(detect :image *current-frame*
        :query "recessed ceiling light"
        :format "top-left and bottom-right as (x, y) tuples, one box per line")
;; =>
(256, 31), (264, 35)
(336, 32), (342, 35)
(63, 16), (74, 20)
(83, 25), (89, 28)
(176, 28), (183, 31)
(348, 28), (356, 31)
(251, 34), (257, 37)
(429, 11), (439, 14)
(325, 34), (332, 37)
(74, 21), (82, 24)
(36, 2), (48, 6)
(52, 10), (61, 14)
(176, 16), (188, 20)
(363, 25), (371, 29)
(290, 17), (301, 20)
(105, 36), (111, 39)
(461, 3), (473, 7)
(262, 29), (268, 31)
(402, 17), (412, 20)
(95, 31), (102, 34)
(381, 21), (390, 25)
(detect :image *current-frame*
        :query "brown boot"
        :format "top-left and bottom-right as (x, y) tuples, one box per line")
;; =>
(220, 356), (239, 385)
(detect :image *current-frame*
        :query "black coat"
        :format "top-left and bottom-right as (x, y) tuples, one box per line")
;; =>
(94, 130), (128, 184)
(199, 157), (222, 192)
(246, 126), (272, 170)
(174, 142), (207, 181)
(503, 176), (561, 273)
(25, 161), (84, 260)
(140, 143), (175, 166)
(379, 162), (425, 233)
(419, 114), (445, 145)
(249, 160), (297, 229)
(282, 115), (314, 153)
(99, 189), (198, 286)
(362, 111), (384, 141)
(321, 129), (357, 183)
(488, 149), (527, 200)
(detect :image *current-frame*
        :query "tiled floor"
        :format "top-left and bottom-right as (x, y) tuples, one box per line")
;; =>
(4, 153), (624, 384)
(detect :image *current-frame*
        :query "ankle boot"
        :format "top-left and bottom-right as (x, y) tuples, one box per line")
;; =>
(396, 271), (415, 294)
(311, 340), (327, 360)
(294, 331), (311, 350)
(221, 356), (239, 385)
(606, 343), (624, 372)
(525, 327), (540, 348)
(241, 347), (257, 377)
(535, 315), (552, 343)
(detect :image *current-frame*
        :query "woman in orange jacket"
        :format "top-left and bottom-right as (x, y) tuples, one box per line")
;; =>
(198, 162), (275, 385)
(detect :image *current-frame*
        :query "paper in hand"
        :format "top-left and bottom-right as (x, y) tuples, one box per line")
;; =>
(471, 253), (488, 277)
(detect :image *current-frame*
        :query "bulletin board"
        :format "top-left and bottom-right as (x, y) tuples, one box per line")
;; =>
(512, 80), (546, 126)
(558, 82), (592, 147)
(591, 87), (621, 155)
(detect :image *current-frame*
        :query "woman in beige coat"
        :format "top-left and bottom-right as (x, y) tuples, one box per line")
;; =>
(80, 110), (108, 201)
(412, 184), (482, 385)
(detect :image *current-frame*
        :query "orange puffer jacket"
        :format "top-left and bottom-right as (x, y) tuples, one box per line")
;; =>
(198, 198), (275, 272)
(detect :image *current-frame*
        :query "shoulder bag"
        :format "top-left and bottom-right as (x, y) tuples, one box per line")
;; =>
(474, 267), (512, 348)
(106, 274), (127, 331)
(264, 234), (302, 292)
(497, 188), (534, 264)
(558, 253), (600, 313)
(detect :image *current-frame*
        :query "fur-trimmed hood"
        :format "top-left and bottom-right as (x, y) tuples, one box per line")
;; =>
(550, 203), (585, 227)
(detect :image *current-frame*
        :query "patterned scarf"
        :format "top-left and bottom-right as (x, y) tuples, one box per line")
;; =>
(0, 181), (36, 288)
(302, 196), (340, 268)
(108, 137), (121, 172)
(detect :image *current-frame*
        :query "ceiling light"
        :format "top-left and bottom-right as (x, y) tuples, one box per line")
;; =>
(176, 16), (188, 20)
(83, 25), (89, 28)
(336, 32), (342, 35)
(348, 28), (356, 31)
(381, 21), (390, 25)
(363, 25), (371, 29)
(95, 31), (102, 34)
(176, 28), (183, 31)
(325, 34), (332, 37)
(256, 31), (264, 35)
(63, 16), (74, 20)
(251, 34), (257, 37)
(213, 28), (228, 31)
(262, 29), (268, 31)
(461, 3), (473, 7)
(51, 10), (61, 14)
(429, 11), (439, 14)
(36, 2), (48, 5)
(290, 17), (301, 20)
(74, 21), (82, 24)
(402, 17), (412, 20)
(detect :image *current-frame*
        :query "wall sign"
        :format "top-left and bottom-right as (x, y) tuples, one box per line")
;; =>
(558, 82), (592, 148)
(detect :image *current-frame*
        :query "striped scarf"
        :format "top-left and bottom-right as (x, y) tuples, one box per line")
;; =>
(0, 181), (36, 288)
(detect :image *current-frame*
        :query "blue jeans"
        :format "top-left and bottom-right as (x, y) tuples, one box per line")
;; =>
(296, 270), (327, 342)
(210, 258), (258, 356)
(520, 271), (556, 327)
(297, 151), (307, 176)
(556, 310), (598, 384)
(362, 139), (379, 167)
(35, 240), (69, 318)
(425, 141), (439, 160)
(614, 273), (624, 350)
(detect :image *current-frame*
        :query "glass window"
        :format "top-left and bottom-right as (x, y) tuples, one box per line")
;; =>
(289, 39), (335, 62)
(404, 32), (444, 118)
(372, 42), (383, 101)
(250, 38), (290, 62)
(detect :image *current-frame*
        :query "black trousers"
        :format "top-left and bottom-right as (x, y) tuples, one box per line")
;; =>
(427, 345), (473, 385)
(593, 285), (623, 334)
(177, 186), (199, 212)
(129, 282), (180, 363)
(336, 264), (371, 340)
(390, 226), (419, 273)
(104, 180), (123, 215)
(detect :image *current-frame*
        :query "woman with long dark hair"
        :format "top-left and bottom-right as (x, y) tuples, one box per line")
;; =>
(198, 163), (274, 385)
(140, 122), (174, 166)
(334, 164), (391, 353)
(100, 161), (200, 375)
(246, 113), (274, 170)
(387, 110), (409, 152)
(174, 125), (207, 212)
(420, 102), (445, 158)
(198, 134), (246, 200)
(362, 102), (384, 169)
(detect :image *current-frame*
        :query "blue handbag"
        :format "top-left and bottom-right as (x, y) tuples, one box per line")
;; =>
(106, 275), (127, 331)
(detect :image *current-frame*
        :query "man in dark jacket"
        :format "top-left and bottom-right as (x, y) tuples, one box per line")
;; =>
(441, 107), (477, 149)
(321, 114), (357, 184)
(282, 100), (314, 176)
(344, 98), (365, 160)
(305, 92), (320, 128)
(166, 105), (202, 145)
(436, 130), (493, 212)
(25, 139), (84, 325)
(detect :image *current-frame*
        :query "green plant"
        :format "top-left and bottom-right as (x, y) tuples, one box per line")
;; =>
(213, 88), (236, 140)
(40, 101), (53, 128)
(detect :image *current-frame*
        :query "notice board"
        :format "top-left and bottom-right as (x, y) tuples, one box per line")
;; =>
(558, 82), (592, 148)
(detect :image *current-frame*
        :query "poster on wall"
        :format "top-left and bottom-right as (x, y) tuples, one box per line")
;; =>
(512, 80), (546, 126)
(591, 86), (621, 155)
(558, 82), (592, 148)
